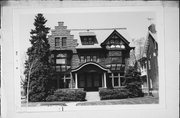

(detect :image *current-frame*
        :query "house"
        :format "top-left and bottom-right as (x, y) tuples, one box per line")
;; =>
(48, 22), (134, 91)
(138, 24), (158, 96)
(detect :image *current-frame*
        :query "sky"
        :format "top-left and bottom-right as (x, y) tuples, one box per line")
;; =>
(19, 11), (156, 69)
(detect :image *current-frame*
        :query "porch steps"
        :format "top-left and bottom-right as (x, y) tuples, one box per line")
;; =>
(85, 92), (100, 102)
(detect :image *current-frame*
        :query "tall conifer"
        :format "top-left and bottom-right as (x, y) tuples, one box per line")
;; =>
(24, 13), (51, 102)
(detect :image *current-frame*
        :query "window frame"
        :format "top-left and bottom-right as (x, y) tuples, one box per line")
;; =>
(55, 37), (61, 47)
(62, 37), (67, 47)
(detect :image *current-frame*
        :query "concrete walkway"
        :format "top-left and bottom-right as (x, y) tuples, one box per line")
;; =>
(85, 92), (100, 102)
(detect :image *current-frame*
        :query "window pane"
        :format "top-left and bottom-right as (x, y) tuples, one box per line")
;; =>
(111, 64), (116, 70)
(120, 77), (125, 86)
(116, 64), (121, 70)
(89, 37), (93, 44)
(87, 56), (91, 62)
(55, 37), (60, 47)
(62, 37), (67, 46)
(111, 57), (122, 63)
(57, 53), (66, 58)
(114, 78), (119, 86)
(92, 56), (97, 62)
(114, 73), (118, 76)
(61, 65), (66, 72)
(56, 59), (66, 64)
(56, 66), (60, 72)
(80, 56), (84, 62)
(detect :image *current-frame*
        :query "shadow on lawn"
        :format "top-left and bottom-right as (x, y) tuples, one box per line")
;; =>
(76, 96), (159, 106)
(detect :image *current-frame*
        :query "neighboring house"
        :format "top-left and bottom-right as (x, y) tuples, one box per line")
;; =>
(48, 22), (134, 91)
(138, 24), (158, 96)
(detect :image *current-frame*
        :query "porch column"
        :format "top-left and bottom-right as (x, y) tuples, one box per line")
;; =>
(103, 72), (107, 88)
(118, 73), (121, 87)
(75, 73), (78, 89)
(112, 73), (114, 87)
(102, 74), (104, 87)
(63, 75), (66, 88)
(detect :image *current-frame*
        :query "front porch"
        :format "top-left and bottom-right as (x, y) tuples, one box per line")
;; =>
(71, 62), (109, 91)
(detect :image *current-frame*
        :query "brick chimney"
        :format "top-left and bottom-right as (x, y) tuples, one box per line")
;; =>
(148, 24), (156, 34)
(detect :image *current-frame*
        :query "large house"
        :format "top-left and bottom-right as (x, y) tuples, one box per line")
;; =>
(138, 24), (158, 96)
(48, 22), (134, 91)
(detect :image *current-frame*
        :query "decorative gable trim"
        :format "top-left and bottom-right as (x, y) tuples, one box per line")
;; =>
(101, 30), (130, 47)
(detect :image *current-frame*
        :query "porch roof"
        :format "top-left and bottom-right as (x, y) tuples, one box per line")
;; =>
(71, 62), (109, 73)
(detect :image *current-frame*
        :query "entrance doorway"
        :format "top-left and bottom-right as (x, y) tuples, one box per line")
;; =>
(78, 72), (102, 91)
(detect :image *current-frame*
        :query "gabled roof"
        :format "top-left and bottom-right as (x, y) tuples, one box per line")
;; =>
(101, 30), (130, 46)
(72, 29), (133, 49)
(142, 30), (158, 58)
(79, 32), (96, 36)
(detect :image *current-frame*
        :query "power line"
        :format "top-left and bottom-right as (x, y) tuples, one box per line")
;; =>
(69, 28), (127, 31)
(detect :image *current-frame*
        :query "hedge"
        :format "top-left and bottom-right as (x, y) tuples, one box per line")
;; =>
(99, 87), (129, 100)
(46, 88), (86, 101)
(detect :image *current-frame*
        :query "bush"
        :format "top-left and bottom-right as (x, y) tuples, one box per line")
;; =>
(99, 88), (129, 100)
(125, 82), (144, 98)
(46, 95), (58, 102)
(46, 89), (86, 101)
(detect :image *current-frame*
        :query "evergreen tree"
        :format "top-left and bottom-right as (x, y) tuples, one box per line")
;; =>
(23, 13), (52, 102)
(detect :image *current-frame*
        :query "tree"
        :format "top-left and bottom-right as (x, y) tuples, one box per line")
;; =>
(124, 66), (144, 98)
(23, 13), (53, 102)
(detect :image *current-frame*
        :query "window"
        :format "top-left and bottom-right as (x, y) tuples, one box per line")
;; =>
(109, 73), (121, 87)
(80, 56), (85, 62)
(54, 53), (70, 72)
(55, 37), (60, 47)
(120, 77), (125, 86)
(56, 66), (61, 72)
(62, 37), (67, 46)
(111, 57), (122, 63)
(92, 56), (97, 62)
(81, 36), (96, 45)
(87, 56), (91, 62)
(56, 58), (66, 64)
(114, 77), (119, 86)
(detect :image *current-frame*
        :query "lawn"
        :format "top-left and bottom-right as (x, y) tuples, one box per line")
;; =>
(76, 96), (159, 106)
(21, 96), (158, 107)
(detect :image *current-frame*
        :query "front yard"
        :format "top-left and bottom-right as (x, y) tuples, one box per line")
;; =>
(21, 96), (158, 107)
(76, 96), (158, 106)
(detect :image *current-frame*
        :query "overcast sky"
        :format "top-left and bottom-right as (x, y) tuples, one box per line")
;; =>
(19, 11), (156, 68)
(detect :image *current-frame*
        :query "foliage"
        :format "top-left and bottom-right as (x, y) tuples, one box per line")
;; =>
(124, 66), (144, 98)
(46, 89), (86, 101)
(99, 88), (129, 100)
(23, 13), (55, 102)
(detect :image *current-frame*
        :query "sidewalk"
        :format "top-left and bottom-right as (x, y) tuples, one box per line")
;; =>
(85, 92), (100, 102)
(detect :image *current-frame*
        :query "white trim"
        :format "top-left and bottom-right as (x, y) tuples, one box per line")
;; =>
(75, 73), (78, 89)
(71, 62), (109, 72)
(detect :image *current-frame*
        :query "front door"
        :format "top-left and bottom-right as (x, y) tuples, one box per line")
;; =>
(78, 72), (102, 91)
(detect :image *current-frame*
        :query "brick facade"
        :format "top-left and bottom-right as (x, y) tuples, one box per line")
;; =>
(48, 22), (134, 91)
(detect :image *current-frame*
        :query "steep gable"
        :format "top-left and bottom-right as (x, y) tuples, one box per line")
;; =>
(101, 30), (132, 50)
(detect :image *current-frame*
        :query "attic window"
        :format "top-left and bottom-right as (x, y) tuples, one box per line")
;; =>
(81, 36), (97, 45)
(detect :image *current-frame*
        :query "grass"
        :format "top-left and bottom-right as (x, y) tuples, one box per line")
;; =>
(21, 101), (67, 107)
(21, 96), (159, 107)
(76, 96), (159, 106)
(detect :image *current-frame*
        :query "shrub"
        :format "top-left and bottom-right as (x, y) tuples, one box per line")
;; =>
(46, 95), (58, 102)
(46, 89), (86, 101)
(125, 82), (144, 98)
(99, 88), (129, 100)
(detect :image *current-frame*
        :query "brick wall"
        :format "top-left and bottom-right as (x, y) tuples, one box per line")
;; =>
(48, 22), (77, 53)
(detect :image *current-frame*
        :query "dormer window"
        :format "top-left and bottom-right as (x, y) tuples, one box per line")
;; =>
(79, 32), (98, 45)
(81, 36), (97, 45)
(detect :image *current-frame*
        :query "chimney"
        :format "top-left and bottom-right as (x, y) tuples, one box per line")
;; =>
(58, 22), (64, 26)
(148, 24), (156, 34)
